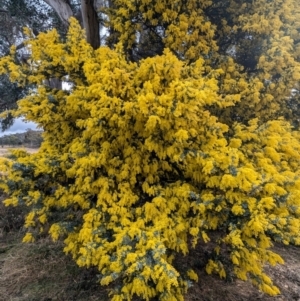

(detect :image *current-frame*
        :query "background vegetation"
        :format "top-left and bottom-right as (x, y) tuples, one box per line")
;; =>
(0, 129), (43, 147)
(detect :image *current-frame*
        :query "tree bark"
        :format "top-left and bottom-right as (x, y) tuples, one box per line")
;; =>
(81, 0), (100, 49)
(43, 0), (100, 49)
(40, 0), (101, 89)
(44, 78), (63, 90)
(43, 0), (73, 26)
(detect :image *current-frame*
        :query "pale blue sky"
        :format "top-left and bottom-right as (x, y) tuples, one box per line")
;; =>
(0, 118), (38, 137)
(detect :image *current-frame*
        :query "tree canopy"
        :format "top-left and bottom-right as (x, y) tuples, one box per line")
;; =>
(1, 1), (300, 301)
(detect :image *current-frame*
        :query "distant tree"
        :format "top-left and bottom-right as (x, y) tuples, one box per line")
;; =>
(3, 135), (19, 146)
(24, 129), (43, 147)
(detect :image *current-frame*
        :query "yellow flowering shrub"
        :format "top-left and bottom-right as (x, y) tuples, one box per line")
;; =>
(106, 0), (300, 125)
(0, 0), (300, 299)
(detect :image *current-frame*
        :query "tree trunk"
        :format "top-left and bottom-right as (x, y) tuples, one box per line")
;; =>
(40, 0), (101, 90)
(43, 0), (100, 49)
(81, 0), (100, 49)
(43, 0), (73, 26)
(44, 78), (63, 90)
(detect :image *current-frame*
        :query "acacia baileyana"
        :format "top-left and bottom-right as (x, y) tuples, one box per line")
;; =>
(1, 1), (300, 299)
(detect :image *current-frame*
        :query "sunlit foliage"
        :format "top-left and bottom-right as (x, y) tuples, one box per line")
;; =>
(1, 0), (300, 299)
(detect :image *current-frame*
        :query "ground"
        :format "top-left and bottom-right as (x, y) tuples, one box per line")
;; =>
(1, 215), (300, 301)
(185, 242), (300, 301)
(0, 147), (300, 301)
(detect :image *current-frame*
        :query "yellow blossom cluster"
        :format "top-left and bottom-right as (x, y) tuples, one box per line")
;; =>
(106, 0), (300, 126)
(105, 0), (217, 62)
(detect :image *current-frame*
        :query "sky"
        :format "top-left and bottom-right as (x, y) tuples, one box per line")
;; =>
(0, 118), (38, 137)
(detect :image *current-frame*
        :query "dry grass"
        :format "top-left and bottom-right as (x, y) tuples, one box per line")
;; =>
(1, 193), (300, 301)
(1, 230), (299, 301)
(0, 198), (106, 301)
(0, 146), (38, 157)
(0, 235), (107, 301)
